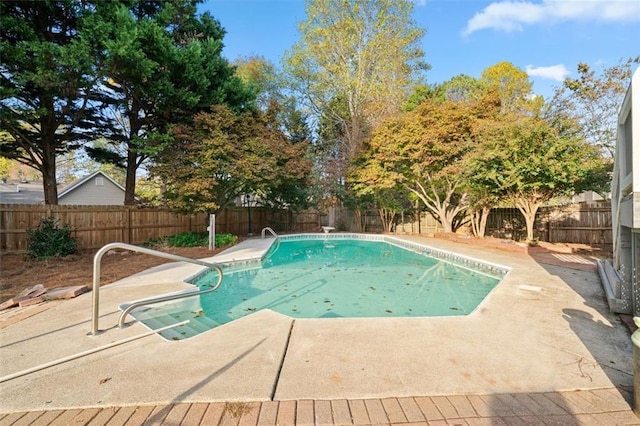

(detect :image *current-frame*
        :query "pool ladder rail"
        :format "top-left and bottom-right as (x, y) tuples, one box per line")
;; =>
(261, 227), (278, 238)
(90, 242), (223, 336)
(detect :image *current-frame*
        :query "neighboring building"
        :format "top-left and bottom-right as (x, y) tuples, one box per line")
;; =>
(599, 68), (640, 315)
(0, 171), (126, 205)
(571, 190), (606, 204)
(58, 171), (125, 205)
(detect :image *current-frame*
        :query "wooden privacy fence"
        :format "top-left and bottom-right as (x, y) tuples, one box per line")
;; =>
(0, 202), (611, 254)
(331, 201), (612, 246)
(0, 205), (321, 254)
(485, 202), (612, 246)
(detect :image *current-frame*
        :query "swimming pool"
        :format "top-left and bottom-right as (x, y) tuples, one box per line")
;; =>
(126, 235), (509, 340)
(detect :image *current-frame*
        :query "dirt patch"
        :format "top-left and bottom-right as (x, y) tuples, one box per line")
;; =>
(0, 245), (224, 303)
(431, 233), (611, 257)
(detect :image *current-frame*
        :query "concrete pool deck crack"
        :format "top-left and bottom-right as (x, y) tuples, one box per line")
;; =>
(271, 318), (295, 400)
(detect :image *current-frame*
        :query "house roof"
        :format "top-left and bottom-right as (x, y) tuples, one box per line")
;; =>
(0, 171), (125, 204)
(58, 170), (125, 199)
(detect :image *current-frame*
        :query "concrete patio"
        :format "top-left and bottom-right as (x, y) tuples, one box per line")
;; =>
(0, 236), (637, 424)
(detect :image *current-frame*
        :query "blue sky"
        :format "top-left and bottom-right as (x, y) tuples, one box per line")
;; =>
(202, 0), (639, 99)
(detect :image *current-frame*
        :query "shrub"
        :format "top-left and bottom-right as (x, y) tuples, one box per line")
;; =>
(165, 232), (238, 248)
(26, 217), (77, 259)
(166, 232), (208, 247)
(215, 233), (238, 247)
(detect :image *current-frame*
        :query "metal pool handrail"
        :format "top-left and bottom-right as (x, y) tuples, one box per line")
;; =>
(261, 227), (278, 238)
(118, 275), (222, 329)
(90, 242), (223, 335)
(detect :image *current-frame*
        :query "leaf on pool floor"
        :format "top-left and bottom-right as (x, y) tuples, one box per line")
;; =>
(385, 309), (392, 313)
(370, 287), (376, 290)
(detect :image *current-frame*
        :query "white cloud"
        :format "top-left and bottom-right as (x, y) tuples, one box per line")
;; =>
(463, 0), (640, 35)
(413, 0), (427, 6)
(526, 64), (570, 81)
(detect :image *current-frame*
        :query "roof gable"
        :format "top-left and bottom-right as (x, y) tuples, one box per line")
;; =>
(58, 171), (125, 199)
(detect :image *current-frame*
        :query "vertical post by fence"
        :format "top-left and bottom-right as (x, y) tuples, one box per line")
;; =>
(208, 214), (215, 251)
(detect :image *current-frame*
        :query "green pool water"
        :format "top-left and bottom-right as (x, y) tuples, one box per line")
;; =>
(129, 237), (505, 340)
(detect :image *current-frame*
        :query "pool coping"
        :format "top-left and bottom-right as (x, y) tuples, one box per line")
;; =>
(0, 234), (633, 413)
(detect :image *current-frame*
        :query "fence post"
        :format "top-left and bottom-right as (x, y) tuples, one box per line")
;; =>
(208, 214), (215, 251)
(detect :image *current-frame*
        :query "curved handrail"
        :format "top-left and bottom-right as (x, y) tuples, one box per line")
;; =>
(90, 242), (223, 335)
(118, 273), (222, 328)
(261, 227), (278, 239)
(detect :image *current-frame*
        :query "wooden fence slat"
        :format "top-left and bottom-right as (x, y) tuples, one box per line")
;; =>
(0, 205), (321, 254)
(0, 201), (611, 254)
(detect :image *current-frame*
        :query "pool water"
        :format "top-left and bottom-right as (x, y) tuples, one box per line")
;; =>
(129, 237), (505, 340)
(199, 239), (499, 319)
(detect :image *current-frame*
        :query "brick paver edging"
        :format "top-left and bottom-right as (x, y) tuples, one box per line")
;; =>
(1, 388), (639, 425)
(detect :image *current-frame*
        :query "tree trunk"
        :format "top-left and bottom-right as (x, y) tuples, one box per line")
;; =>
(124, 150), (137, 205)
(478, 206), (490, 237)
(378, 208), (396, 233)
(352, 208), (365, 232)
(515, 197), (540, 242)
(42, 136), (58, 205)
(42, 161), (58, 205)
(437, 206), (453, 233)
(471, 206), (491, 237)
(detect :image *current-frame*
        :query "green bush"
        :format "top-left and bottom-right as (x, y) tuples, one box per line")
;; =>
(26, 217), (77, 259)
(165, 232), (238, 248)
(166, 232), (208, 247)
(215, 233), (238, 247)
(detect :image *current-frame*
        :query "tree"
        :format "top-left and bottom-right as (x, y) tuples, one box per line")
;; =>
(468, 116), (609, 241)
(480, 61), (541, 114)
(349, 158), (408, 233)
(87, 1), (254, 204)
(234, 56), (315, 214)
(433, 74), (487, 104)
(285, 0), (427, 162)
(354, 97), (490, 233)
(548, 57), (638, 157)
(234, 55), (282, 112)
(0, 157), (12, 182)
(151, 105), (312, 214)
(0, 1), (102, 204)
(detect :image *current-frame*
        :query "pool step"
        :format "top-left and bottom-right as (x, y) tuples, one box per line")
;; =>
(130, 309), (219, 340)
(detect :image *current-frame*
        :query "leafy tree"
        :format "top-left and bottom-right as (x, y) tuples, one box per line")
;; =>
(234, 55), (282, 111)
(402, 84), (434, 112)
(285, 0), (427, 161)
(349, 158), (408, 233)
(480, 61), (541, 114)
(234, 57), (315, 213)
(0, 1), (103, 204)
(355, 96), (494, 233)
(468, 116), (609, 241)
(151, 105), (312, 213)
(403, 75), (487, 114)
(0, 157), (12, 182)
(433, 74), (487, 104)
(87, 1), (254, 205)
(548, 57), (638, 157)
